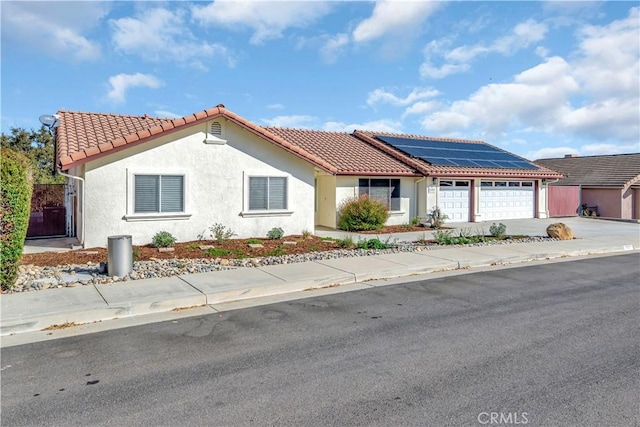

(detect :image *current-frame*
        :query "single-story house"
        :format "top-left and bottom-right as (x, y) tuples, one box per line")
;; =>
(535, 154), (640, 219)
(52, 105), (563, 248)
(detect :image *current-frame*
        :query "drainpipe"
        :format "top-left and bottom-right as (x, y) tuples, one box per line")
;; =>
(56, 168), (85, 247)
(414, 176), (426, 218)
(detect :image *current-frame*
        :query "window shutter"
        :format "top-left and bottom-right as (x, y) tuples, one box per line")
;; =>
(249, 177), (268, 210)
(135, 175), (159, 213)
(268, 177), (287, 210)
(161, 176), (184, 212)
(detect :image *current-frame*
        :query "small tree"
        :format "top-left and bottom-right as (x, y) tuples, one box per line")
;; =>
(1, 149), (33, 289)
(337, 195), (389, 231)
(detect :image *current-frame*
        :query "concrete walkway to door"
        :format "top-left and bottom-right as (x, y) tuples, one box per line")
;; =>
(23, 237), (81, 254)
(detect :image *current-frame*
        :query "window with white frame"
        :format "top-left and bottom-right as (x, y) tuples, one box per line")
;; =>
(249, 177), (287, 210)
(358, 178), (401, 211)
(134, 175), (184, 214)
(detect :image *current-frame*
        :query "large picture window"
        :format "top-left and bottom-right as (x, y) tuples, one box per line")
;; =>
(134, 175), (184, 214)
(358, 178), (401, 211)
(249, 177), (287, 210)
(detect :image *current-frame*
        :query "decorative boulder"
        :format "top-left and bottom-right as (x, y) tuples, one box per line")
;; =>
(546, 223), (574, 240)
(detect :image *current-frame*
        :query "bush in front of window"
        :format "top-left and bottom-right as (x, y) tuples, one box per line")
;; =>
(266, 227), (284, 240)
(1, 149), (33, 290)
(151, 231), (176, 248)
(337, 195), (390, 231)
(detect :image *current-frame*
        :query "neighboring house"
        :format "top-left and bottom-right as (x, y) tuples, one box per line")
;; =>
(535, 154), (640, 219)
(53, 105), (562, 248)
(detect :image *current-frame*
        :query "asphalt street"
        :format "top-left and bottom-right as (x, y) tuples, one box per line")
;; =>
(1, 253), (638, 426)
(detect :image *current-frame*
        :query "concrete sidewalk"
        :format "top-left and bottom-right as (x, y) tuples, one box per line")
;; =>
(2, 218), (639, 337)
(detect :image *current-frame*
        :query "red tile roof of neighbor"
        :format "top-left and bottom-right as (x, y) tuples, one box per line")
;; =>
(535, 154), (640, 189)
(55, 105), (562, 179)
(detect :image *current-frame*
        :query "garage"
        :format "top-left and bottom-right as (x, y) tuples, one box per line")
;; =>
(439, 180), (470, 222)
(479, 181), (534, 220)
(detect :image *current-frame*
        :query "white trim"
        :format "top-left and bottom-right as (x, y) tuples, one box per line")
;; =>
(124, 213), (192, 222)
(240, 210), (294, 218)
(243, 172), (291, 213)
(127, 169), (189, 217)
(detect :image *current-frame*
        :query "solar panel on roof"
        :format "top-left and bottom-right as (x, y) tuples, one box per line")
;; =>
(376, 135), (538, 170)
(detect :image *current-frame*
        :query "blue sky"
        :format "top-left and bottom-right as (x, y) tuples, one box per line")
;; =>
(1, 1), (638, 160)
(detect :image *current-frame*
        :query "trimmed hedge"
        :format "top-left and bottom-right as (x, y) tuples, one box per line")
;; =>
(337, 195), (389, 231)
(1, 149), (33, 290)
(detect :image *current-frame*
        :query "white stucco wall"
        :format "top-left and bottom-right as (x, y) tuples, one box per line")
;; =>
(335, 176), (416, 227)
(80, 119), (316, 247)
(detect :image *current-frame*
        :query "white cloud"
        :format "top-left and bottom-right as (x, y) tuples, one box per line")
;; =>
(527, 146), (578, 160)
(350, 0), (443, 59)
(420, 8), (639, 151)
(267, 104), (285, 110)
(422, 56), (580, 135)
(367, 87), (439, 108)
(323, 119), (403, 133)
(110, 7), (235, 69)
(193, 1), (333, 45)
(572, 7), (639, 98)
(153, 110), (182, 119)
(421, 19), (548, 79)
(1, 2), (106, 61)
(107, 73), (164, 104)
(352, 1), (440, 43)
(261, 115), (318, 128)
(403, 101), (440, 116)
(320, 33), (349, 64)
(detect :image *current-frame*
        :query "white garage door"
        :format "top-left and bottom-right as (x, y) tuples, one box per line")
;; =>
(439, 180), (470, 222)
(480, 181), (534, 220)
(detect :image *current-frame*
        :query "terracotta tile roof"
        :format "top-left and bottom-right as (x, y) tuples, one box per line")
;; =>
(56, 106), (336, 173)
(354, 131), (564, 179)
(55, 105), (563, 180)
(535, 154), (640, 189)
(263, 127), (419, 175)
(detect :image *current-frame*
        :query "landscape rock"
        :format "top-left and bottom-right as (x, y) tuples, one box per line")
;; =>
(546, 223), (574, 240)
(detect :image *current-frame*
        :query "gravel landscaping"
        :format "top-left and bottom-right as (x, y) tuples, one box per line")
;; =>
(7, 235), (557, 293)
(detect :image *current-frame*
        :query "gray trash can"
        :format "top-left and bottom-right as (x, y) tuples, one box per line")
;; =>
(107, 235), (133, 277)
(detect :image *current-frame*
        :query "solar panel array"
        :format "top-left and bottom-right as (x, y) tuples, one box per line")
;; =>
(376, 136), (538, 169)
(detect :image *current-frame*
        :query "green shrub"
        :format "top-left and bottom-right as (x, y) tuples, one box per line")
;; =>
(151, 231), (176, 248)
(247, 238), (262, 244)
(205, 247), (245, 257)
(337, 235), (354, 248)
(266, 227), (284, 240)
(489, 222), (507, 239)
(337, 195), (389, 231)
(356, 237), (391, 250)
(410, 216), (421, 226)
(433, 230), (454, 245)
(1, 149), (33, 290)
(209, 223), (236, 243)
(301, 229), (312, 239)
